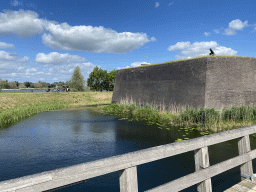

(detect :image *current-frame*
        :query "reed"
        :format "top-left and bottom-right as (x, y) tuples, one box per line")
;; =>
(96, 94), (256, 136)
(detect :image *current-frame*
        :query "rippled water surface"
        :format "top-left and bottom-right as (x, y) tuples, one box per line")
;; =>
(1, 106), (256, 191)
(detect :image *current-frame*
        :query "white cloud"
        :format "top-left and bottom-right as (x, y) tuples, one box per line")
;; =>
(117, 61), (151, 70)
(0, 9), (49, 38)
(224, 19), (249, 35)
(0, 48), (99, 84)
(151, 37), (156, 41)
(34, 52), (86, 65)
(0, 9), (155, 53)
(228, 19), (248, 31)
(0, 9), (157, 83)
(213, 29), (220, 33)
(0, 50), (29, 76)
(212, 19), (249, 36)
(167, 41), (237, 59)
(204, 32), (211, 36)
(42, 23), (155, 53)
(25, 68), (37, 75)
(0, 42), (15, 49)
(155, 2), (159, 8)
(168, 41), (191, 51)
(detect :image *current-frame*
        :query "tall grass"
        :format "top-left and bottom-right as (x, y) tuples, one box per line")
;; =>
(0, 101), (72, 128)
(0, 91), (113, 129)
(97, 95), (256, 134)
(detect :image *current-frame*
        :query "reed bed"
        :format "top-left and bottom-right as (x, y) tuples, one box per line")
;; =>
(96, 94), (256, 135)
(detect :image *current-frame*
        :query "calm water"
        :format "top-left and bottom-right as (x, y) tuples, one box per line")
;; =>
(1, 106), (256, 191)
(1, 89), (64, 93)
(0, 89), (105, 93)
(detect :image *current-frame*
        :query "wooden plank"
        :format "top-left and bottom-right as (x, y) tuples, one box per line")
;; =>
(224, 179), (256, 192)
(224, 189), (240, 192)
(238, 136), (254, 181)
(1, 125), (256, 191)
(228, 183), (252, 192)
(119, 166), (138, 192)
(240, 179), (256, 189)
(194, 147), (212, 192)
(145, 150), (256, 192)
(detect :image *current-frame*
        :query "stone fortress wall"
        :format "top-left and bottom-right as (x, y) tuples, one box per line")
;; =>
(111, 56), (256, 111)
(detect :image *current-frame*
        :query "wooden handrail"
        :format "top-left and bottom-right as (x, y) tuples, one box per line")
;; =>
(1, 125), (256, 192)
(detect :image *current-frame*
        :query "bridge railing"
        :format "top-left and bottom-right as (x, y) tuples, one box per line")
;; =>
(1, 125), (256, 192)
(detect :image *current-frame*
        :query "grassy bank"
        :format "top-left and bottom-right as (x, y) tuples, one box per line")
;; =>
(94, 94), (256, 142)
(0, 91), (113, 129)
(0, 102), (71, 128)
(2, 91), (256, 143)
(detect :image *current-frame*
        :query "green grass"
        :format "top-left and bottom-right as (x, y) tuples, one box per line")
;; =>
(0, 101), (72, 129)
(2, 90), (256, 144)
(95, 94), (256, 142)
(123, 54), (252, 70)
(0, 91), (113, 129)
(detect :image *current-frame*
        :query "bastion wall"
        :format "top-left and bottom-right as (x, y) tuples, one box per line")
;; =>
(111, 56), (256, 111)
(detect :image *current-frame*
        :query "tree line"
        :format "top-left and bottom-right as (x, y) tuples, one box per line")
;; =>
(0, 66), (117, 92)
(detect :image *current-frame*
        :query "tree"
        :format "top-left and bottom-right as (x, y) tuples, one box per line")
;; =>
(57, 81), (65, 87)
(30, 83), (35, 88)
(24, 81), (30, 88)
(64, 79), (72, 87)
(0, 79), (3, 89)
(70, 66), (85, 92)
(87, 66), (105, 91)
(40, 81), (50, 88)
(3, 81), (10, 89)
(34, 81), (43, 88)
(8, 81), (17, 89)
(103, 69), (116, 91)
(87, 67), (116, 91)
(15, 81), (19, 88)
(18, 83), (26, 88)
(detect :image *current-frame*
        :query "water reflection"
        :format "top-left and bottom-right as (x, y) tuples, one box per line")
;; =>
(0, 106), (255, 191)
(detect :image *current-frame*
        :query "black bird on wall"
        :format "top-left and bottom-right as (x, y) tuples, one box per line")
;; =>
(209, 48), (215, 56)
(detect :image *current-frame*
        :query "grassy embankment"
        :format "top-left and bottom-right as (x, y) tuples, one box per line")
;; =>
(2, 90), (256, 142)
(1, 55), (256, 141)
(0, 91), (113, 129)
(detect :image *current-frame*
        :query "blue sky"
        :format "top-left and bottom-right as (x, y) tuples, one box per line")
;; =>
(1, 0), (256, 85)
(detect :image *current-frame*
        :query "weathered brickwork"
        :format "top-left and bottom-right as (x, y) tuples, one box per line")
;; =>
(112, 56), (256, 111)
(205, 57), (256, 109)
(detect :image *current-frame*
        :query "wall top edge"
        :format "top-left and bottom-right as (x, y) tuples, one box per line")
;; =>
(117, 56), (256, 71)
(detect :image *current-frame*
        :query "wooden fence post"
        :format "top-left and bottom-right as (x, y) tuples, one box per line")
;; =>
(194, 146), (212, 192)
(238, 135), (254, 181)
(119, 166), (138, 192)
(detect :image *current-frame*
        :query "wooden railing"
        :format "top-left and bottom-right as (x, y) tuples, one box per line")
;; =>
(1, 125), (256, 192)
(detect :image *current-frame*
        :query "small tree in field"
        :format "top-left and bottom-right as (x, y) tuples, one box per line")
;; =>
(8, 81), (17, 89)
(70, 66), (85, 92)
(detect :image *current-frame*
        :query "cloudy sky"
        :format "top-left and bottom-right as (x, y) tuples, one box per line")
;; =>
(0, 0), (256, 84)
